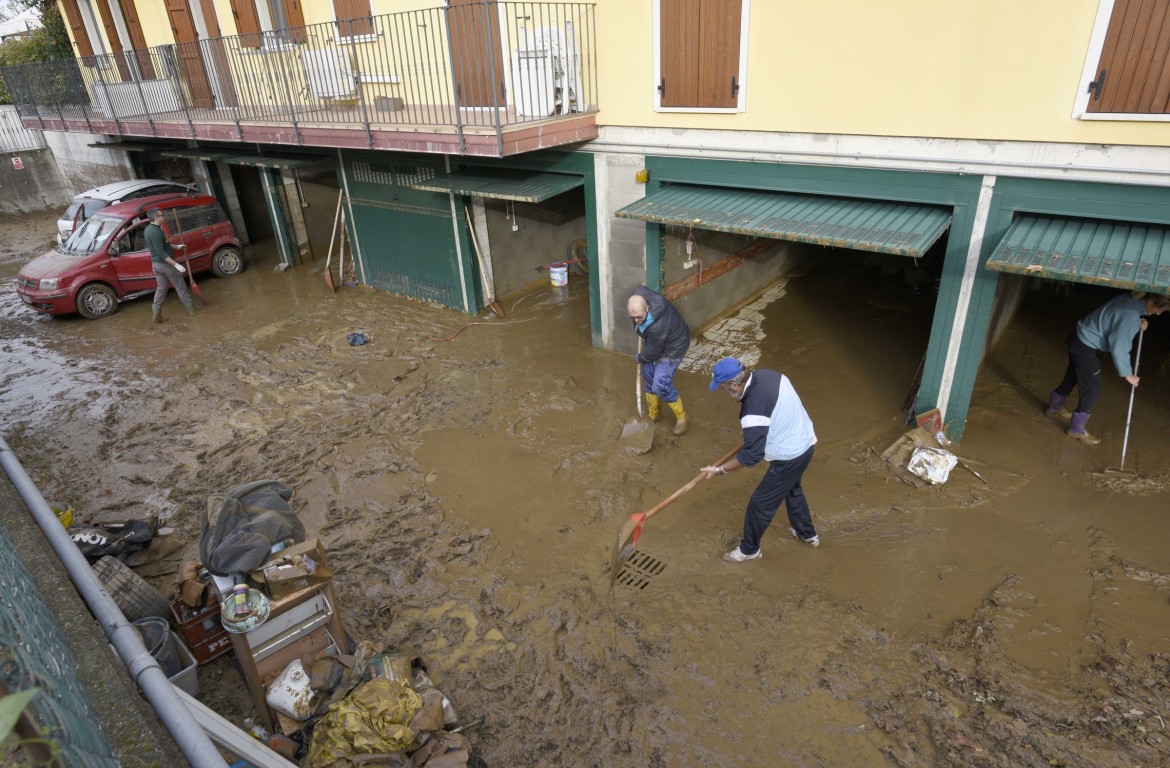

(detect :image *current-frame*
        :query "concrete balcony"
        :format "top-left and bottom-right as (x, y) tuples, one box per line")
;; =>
(0, 2), (597, 157)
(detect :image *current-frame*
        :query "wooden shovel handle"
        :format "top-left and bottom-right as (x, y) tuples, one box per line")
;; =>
(641, 443), (743, 524)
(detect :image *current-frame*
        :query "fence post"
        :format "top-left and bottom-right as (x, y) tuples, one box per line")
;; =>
(442, 4), (466, 154)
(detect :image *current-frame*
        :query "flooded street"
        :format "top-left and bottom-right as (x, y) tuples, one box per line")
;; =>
(4, 206), (1170, 767)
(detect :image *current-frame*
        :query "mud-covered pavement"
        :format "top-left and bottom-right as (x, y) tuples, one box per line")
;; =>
(4, 206), (1170, 768)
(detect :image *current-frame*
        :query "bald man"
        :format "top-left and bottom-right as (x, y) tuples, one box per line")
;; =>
(628, 285), (692, 435)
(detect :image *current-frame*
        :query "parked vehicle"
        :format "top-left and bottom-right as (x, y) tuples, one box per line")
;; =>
(56, 178), (196, 244)
(17, 193), (245, 320)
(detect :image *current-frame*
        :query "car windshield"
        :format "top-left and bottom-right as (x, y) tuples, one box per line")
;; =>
(63, 199), (109, 222)
(62, 214), (122, 254)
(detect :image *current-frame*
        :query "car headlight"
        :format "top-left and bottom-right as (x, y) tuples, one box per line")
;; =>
(38, 278), (59, 291)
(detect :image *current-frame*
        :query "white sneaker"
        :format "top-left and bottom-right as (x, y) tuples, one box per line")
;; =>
(789, 527), (820, 548)
(722, 547), (762, 563)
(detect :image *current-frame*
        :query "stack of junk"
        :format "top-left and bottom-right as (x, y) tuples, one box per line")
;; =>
(65, 480), (476, 767)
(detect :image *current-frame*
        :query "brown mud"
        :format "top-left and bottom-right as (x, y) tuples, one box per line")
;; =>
(3, 204), (1170, 767)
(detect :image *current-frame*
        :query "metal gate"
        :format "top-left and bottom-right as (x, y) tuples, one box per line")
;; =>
(345, 156), (465, 310)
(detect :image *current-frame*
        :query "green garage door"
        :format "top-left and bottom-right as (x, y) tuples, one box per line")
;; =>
(344, 155), (465, 309)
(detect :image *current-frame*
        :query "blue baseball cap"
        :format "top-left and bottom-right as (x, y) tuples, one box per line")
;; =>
(708, 357), (744, 391)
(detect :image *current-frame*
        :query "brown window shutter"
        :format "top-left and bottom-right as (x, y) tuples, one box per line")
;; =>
(115, 0), (156, 79)
(282, 0), (306, 43)
(660, 0), (742, 108)
(699, 0), (742, 109)
(1088, 0), (1170, 114)
(60, 0), (95, 58)
(334, 0), (375, 38)
(229, 0), (263, 48)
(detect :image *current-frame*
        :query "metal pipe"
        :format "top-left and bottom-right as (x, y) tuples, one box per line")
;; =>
(0, 435), (228, 768)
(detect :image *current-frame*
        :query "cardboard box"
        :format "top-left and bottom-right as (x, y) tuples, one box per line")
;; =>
(171, 599), (233, 664)
(252, 538), (332, 600)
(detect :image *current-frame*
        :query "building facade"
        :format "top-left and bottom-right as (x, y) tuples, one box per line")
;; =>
(4, 0), (1169, 439)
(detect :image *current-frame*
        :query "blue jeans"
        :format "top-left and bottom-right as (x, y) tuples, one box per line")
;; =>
(739, 445), (816, 555)
(640, 357), (683, 403)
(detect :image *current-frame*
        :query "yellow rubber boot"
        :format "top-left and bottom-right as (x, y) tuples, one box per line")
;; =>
(668, 398), (688, 436)
(645, 393), (661, 421)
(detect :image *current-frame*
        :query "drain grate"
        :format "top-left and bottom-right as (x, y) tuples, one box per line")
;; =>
(614, 550), (667, 589)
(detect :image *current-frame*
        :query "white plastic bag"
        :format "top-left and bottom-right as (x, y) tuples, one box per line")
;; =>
(907, 446), (958, 485)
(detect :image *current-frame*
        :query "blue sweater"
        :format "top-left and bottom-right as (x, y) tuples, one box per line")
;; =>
(1076, 294), (1144, 377)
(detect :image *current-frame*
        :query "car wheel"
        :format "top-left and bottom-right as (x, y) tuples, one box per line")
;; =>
(75, 283), (118, 319)
(212, 246), (244, 278)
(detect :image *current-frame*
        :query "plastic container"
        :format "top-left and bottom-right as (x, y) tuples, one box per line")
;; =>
(132, 617), (182, 677)
(549, 262), (569, 287)
(171, 600), (232, 664)
(49, 501), (73, 528)
(167, 634), (199, 697)
(266, 659), (315, 720)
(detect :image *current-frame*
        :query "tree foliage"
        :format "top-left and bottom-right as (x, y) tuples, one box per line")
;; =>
(0, 2), (74, 104)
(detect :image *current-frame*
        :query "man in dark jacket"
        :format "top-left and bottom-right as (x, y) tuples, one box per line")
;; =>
(628, 285), (691, 435)
(145, 207), (194, 324)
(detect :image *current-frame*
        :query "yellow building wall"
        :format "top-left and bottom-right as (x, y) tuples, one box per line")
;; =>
(597, 0), (1168, 147)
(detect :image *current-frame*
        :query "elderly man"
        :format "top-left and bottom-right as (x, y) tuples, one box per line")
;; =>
(145, 207), (194, 324)
(702, 357), (820, 562)
(628, 285), (691, 435)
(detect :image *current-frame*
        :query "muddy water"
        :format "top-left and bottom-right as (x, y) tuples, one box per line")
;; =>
(3, 206), (1170, 768)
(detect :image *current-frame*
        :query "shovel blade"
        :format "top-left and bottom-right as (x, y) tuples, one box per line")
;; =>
(610, 513), (646, 583)
(324, 268), (335, 293)
(619, 417), (654, 454)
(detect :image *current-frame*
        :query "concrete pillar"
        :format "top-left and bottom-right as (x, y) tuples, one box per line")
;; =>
(594, 151), (649, 354)
(282, 171), (312, 264)
(213, 161), (249, 245)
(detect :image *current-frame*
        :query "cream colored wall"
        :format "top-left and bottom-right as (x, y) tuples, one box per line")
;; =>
(597, 0), (1168, 148)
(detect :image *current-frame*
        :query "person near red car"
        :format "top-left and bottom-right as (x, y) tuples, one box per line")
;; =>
(146, 207), (195, 324)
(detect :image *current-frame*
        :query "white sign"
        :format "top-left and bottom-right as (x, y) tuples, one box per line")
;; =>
(11, 157), (24, 170)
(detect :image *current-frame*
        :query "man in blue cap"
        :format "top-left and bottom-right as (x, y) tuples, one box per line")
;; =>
(701, 357), (820, 561)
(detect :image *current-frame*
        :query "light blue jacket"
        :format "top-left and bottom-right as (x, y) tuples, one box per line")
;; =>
(1076, 294), (1144, 377)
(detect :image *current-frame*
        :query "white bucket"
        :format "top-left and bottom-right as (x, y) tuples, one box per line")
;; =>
(549, 263), (569, 287)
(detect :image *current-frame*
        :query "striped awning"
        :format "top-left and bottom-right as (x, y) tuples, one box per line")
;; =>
(411, 170), (583, 203)
(986, 214), (1170, 293)
(615, 184), (952, 257)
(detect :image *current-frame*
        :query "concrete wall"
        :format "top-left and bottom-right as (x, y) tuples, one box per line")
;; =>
(0, 147), (73, 213)
(43, 131), (133, 195)
(595, 151), (654, 355)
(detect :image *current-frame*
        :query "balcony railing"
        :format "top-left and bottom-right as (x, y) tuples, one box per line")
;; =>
(0, 2), (597, 157)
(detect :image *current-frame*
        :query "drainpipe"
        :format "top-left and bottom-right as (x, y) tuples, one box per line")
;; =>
(0, 435), (227, 768)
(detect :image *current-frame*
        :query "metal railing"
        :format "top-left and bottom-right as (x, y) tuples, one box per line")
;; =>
(0, 104), (46, 151)
(0, 2), (596, 154)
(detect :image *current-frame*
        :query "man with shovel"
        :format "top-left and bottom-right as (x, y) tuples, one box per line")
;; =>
(702, 357), (820, 562)
(1047, 291), (1170, 444)
(628, 286), (691, 435)
(146, 207), (195, 324)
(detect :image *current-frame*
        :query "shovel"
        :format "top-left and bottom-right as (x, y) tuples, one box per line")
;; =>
(610, 443), (743, 582)
(323, 190), (342, 292)
(1105, 327), (1144, 477)
(169, 210), (206, 306)
(465, 206), (504, 317)
(618, 340), (654, 453)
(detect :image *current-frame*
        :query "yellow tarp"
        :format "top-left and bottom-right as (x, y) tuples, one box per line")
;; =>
(309, 677), (424, 768)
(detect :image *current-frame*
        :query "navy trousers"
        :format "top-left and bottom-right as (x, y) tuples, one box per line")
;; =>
(1055, 330), (1103, 414)
(739, 445), (815, 555)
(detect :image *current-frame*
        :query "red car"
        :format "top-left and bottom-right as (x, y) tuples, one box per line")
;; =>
(16, 193), (244, 319)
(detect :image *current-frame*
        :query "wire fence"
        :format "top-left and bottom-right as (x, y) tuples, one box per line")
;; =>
(0, 2), (596, 153)
(0, 516), (118, 767)
(0, 104), (45, 151)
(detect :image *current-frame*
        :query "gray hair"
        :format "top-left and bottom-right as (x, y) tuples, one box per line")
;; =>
(147, 207), (162, 220)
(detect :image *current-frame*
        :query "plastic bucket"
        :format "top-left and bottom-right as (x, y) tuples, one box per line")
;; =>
(549, 262), (569, 287)
(133, 617), (182, 677)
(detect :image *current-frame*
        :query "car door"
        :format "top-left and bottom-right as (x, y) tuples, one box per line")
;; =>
(169, 204), (215, 272)
(107, 218), (156, 296)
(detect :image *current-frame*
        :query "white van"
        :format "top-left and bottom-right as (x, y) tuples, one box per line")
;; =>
(57, 179), (196, 244)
